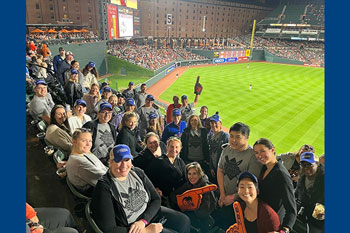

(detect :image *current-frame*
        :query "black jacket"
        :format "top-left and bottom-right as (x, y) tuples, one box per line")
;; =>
(64, 81), (83, 107)
(116, 127), (143, 157)
(296, 163), (324, 220)
(57, 59), (71, 86)
(180, 127), (210, 163)
(82, 120), (117, 152)
(91, 167), (161, 233)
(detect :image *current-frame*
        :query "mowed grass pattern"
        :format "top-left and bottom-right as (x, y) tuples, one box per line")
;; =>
(159, 62), (324, 155)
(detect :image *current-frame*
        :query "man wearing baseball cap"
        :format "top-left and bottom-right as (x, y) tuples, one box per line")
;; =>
(57, 50), (74, 86)
(122, 81), (137, 99)
(137, 94), (163, 140)
(29, 80), (55, 124)
(68, 99), (92, 133)
(83, 102), (117, 165)
(180, 92), (199, 122)
(161, 108), (187, 143)
(52, 47), (65, 73)
(296, 152), (324, 233)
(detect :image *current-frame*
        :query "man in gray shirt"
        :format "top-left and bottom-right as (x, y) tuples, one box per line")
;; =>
(213, 122), (262, 230)
(134, 83), (147, 109)
(29, 80), (55, 124)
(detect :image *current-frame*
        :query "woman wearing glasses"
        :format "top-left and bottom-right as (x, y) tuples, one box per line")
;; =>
(45, 105), (73, 158)
(253, 138), (297, 233)
(277, 144), (315, 187)
(65, 128), (108, 196)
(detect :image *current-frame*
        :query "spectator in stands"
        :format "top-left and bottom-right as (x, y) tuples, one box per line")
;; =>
(170, 162), (218, 233)
(68, 99), (92, 133)
(29, 80), (55, 124)
(199, 106), (210, 131)
(110, 98), (140, 137)
(41, 44), (51, 61)
(36, 61), (48, 80)
(228, 171), (280, 233)
(277, 144), (315, 188)
(90, 144), (191, 233)
(45, 105), (73, 158)
(83, 102), (117, 165)
(213, 122), (262, 230)
(137, 94), (163, 140)
(64, 69), (84, 108)
(296, 152), (324, 233)
(66, 128), (108, 196)
(253, 138), (297, 233)
(26, 203), (78, 233)
(82, 61), (99, 91)
(83, 83), (101, 119)
(146, 113), (163, 138)
(166, 95), (181, 124)
(318, 154), (324, 166)
(135, 83), (148, 109)
(57, 51), (74, 86)
(116, 111), (143, 157)
(180, 94), (199, 122)
(112, 93), (126, 116)
(63, 60), (84, 89)
(180, 114), (210, 175)
(161, 108), (187, 143)
(122, 81), (137, 99)
(93, 86), (113, 114)
(133, 132), (167, 177)
(207, 112), (229, 183)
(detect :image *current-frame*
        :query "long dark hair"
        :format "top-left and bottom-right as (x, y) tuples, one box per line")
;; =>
(82, 63), (98, 78)
(50, 105), (72, 136)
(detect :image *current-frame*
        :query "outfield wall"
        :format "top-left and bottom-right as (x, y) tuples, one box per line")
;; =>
(49, 41), (108, 76)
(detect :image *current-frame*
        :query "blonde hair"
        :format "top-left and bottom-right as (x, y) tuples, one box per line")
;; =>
(119, 112), (138, 131)
(166, 136), (182, 148)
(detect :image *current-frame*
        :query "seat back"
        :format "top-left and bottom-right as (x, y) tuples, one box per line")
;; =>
(85, 199), (103, 233)
(66, 176), (91, 201)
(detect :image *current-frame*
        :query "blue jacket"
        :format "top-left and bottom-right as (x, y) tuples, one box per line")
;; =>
(161, 121), (186, 143)
(53, 54), (64, 72)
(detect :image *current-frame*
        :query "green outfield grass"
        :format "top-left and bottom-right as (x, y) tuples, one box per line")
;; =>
(159, 62), (324, 156)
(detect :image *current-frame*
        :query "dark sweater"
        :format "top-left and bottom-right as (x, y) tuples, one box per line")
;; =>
(180, 127), (210, 163)
(258, 162), (297, 231)
(91, 167), (161, 233)
(116, 127), (143, 157)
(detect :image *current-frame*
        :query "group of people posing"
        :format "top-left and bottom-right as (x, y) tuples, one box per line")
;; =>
(27, 65), (324, 233)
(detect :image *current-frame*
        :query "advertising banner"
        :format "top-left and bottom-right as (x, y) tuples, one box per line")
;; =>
(107, 4), (119, 39)
(111, 0), (138, 9)
(166, 64), (176, 74)
(118, 7), (134, 37)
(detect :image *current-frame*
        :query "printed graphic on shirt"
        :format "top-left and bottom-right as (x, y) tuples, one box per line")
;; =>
(98, 129), (115, 146)
(223, 156), (243, 180)
(120, 183), (148, 218)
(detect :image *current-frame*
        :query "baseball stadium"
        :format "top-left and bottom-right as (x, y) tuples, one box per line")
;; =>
(26, 0), (324, 233)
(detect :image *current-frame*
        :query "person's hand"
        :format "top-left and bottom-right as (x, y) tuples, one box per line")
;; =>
(292, 176), (299, 183)
(57, 161), (66, 169)
(143, 223), (163, 233)
(66, 110), (72, 118)
(155, 188), (163, 197)
(218, 194), (225, 207)
(210, 169), (216, 177)
(223, 194), (234, 206)
(128, 220), (146, 233)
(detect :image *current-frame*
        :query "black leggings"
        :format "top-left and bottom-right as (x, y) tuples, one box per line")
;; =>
(151, 206), (191, 233)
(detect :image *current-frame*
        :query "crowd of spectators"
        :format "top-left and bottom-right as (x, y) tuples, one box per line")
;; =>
(27, 32), (101, 46)
(304, 4), (325, 26)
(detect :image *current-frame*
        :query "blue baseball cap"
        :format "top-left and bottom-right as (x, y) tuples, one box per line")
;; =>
(237, 171), (258, 186)
(300, 152), (316, 164)
(103, 86), (112, 92)
(172, 108), (181, 116)
(112, 144), (133, 162)
(71, 69), (78, 75)
(35, 80), (47, 86)
(129, 81), (134, 86)
(210, 112), (221, 122)
(99, 102), (113, 111)
(146, 94), (154, 101)
(149, 113), (157, 120)
(74, 99), (87, 107)
(181, 95), (188, 100)
(88, 61), (95, 67)
(125, 98), (135, 106)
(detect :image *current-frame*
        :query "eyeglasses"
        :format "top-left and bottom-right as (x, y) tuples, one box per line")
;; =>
(303, 145), (314, 152)
(300, 162), (313, 169)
